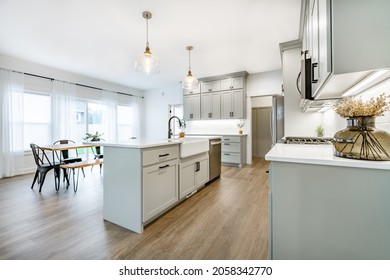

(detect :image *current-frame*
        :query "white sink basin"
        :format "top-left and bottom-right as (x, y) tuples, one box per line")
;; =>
(173, 138), (209, 158)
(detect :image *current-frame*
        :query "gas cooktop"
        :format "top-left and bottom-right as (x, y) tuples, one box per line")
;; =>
(283, 136), (333, 144)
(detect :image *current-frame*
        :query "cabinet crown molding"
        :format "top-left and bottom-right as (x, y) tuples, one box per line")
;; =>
(198, 71), (248, 82)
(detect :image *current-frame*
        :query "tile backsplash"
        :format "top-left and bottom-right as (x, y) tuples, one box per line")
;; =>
(324, 78), (390, 136)
(185, 119), (246, 135)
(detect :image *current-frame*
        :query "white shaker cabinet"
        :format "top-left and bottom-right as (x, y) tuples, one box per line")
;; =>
(183, 94), (200, 120)
(221, 135), (246, 167)
(179, 153), (209, 199)
(220, 77), (244, 91)
(200, 80), (220, 93)
(200, 91), (221, 119)
(143, 159), (178, 222)
(221, 89), (244, 119)
(302, 0), (390, 99)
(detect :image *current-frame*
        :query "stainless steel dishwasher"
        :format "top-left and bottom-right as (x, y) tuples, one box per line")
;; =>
(209, 138), (222, 181)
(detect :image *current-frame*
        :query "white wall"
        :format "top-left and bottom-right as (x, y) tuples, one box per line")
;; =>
(247, 70), (282, 96)
(143, 83), (183, 139)
(283, 47), (323, 137)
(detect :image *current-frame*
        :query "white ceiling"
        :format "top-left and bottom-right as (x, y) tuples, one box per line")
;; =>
(0, 0), (301, 91)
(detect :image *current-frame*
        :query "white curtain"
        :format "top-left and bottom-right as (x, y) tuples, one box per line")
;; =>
(102, 90), (118, 142)
(51, 80), (77, 142)
(131, 96), (143, 139)
(0, 69), (25, 178)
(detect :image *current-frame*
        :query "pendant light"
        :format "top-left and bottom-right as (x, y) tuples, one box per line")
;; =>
(182, 46), (199, 90)
(135, 11), (160, 75)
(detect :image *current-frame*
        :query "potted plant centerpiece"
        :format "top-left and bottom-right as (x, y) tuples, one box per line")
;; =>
(83, 131), (104, 155)
(333, 93), (390, 160)
(316, 125), (324, 137)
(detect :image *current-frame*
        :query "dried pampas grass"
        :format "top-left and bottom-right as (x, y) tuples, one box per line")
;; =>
(334, 93), (390, 118)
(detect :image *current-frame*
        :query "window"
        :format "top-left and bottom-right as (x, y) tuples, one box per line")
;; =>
(23, 91), (51, 149)
(117, 105), (137, 142)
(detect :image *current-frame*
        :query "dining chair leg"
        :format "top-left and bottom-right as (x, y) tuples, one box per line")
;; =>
(31, 170), (39, 189)
(38, 171), (48, 192)
(54, 167), (61, 191)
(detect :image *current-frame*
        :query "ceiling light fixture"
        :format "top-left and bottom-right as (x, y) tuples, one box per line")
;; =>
(182, 46), (199, 90)
(135, 11), (159, 75)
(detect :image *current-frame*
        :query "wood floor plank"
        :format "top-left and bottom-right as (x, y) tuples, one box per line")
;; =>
(0, 158), (269, 260)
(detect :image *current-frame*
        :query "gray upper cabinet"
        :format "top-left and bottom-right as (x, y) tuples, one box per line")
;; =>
(302, 0), (390, 99)
(184, 94), (200, 120)
(184, 71), (248, 121)
(221, 89), (244, 119)
(183, 83), (201, 95)
(200, 81), (220, 93)
(220, 77), (244, 91)
(201, 91), (221, 119)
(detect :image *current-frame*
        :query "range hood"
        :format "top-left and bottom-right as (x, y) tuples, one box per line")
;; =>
(300, 69), (390, 112)
(300, 98), (340, 113)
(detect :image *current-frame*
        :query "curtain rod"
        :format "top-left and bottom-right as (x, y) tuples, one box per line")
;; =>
(1, 68), (144, 99)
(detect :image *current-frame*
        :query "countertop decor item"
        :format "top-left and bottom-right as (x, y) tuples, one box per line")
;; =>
(333, 93), (390, 160)
(237, 120), (245, 134)
(179, 119), (186, 138)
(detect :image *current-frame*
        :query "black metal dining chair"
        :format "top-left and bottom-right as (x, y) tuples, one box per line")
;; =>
(53, 139), (85, 180)
(91, 145), (103, 173)
(30, 143), (61, 192)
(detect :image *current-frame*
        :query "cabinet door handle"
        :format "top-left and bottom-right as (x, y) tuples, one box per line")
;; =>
(312, 62), (318, 83)
(208, 89), (212, 92)
(159, 153), (169, 157)
(196, 162), (200, 172)
(159, 164), (169, 169)
(190, 113), (193, 119)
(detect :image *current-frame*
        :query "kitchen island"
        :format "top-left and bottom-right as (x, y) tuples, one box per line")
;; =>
(101, 137), (210, 233)
(265, 143), (390, 260)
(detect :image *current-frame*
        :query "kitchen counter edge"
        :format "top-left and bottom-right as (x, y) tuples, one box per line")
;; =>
(265, 143), (390, 170)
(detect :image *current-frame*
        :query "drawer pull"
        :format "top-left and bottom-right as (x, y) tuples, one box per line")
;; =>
(224, 153), (231, 156)
(159, 153), (169, 157)
(159, 164), (169, 169)
(224, 143), (230, 145)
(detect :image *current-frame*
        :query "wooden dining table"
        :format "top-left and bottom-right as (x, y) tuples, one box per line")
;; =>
(39, 143), (99, 191)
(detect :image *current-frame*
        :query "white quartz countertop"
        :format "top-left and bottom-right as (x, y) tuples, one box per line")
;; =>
(265, 143), (390, 170)
(187, 133), (247, 137)
(95, 137), (210, 149)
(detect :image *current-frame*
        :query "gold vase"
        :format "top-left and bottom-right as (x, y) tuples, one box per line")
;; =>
(333, 116), (390, 161)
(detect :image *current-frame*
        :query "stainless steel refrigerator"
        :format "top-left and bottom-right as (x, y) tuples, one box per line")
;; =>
(271, 95), (285, 145)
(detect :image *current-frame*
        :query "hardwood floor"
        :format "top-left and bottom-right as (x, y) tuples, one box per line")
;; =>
(0, 158), (270, 260)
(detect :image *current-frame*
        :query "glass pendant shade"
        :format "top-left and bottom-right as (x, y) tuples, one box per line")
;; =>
(182, 46), (199, 90)
(135, 46), (160, 75)
(135, 11), (160, 75)
(183, 71), (199, 90)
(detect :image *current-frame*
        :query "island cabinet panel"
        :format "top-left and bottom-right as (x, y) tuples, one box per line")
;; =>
(143, 159), (178, 222)
(142, 145), (179, 166)
(268, 161), (390, 260)
(179, 153), (209, 199)
(103, 144), (180, 234)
